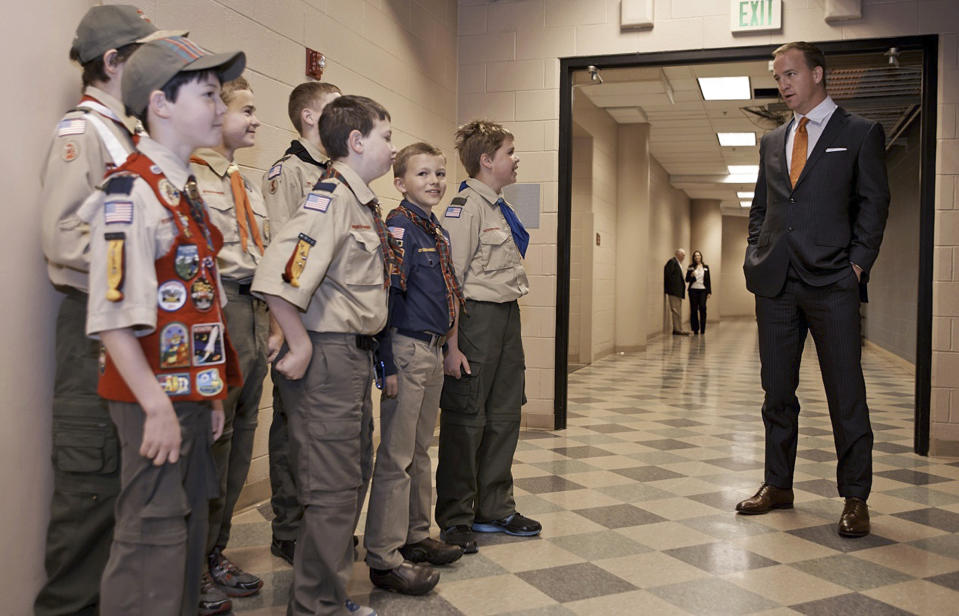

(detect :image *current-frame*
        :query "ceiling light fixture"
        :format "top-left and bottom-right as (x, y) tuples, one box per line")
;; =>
(741, 200), (752, 208)
(698, 76), (751, 100)
(737, 191), (755, 199)
(728, 164), (759, 176)
(717, 132), (756, 146)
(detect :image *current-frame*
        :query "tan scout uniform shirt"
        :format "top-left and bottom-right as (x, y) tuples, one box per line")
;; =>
(442, 178), (529, 303)
(41, 86), (139, 291)
(190, 148), (270, 283)
(261, 138), (328, 234)
(81, 137), (226, 337)
(251, 162), (388, 335)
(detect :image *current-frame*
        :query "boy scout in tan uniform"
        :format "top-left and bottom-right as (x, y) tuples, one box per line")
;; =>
(190, 75), (271, 605)
(35, 6), (166, 614)
(80, 36), (246, 616)
(437, 120), (541, 554)
(252, 95), (393, 616)
(260, 81), (341, 562)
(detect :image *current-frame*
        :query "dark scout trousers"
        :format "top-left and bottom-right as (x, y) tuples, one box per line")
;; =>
(208, 281), (270, 553)
(435, 299), (525, 529)
(35, 290), (119, 616)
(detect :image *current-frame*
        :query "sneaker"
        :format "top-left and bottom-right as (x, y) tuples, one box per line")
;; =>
(472, 512), (542, 536)
(345, 598), (377, 616)
(208, 546), (263, 597)
(198, 571), (232, 615)
(400, 537), (463, 565)
(270, 536), (295, 565)
(440, 525), (477, 554)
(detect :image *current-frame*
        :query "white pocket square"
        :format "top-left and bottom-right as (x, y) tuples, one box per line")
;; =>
(825, 147), (847, 152)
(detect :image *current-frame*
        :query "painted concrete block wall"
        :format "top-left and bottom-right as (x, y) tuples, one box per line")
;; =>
(648, 157), (692, 336)
(721, 216), (756, 317)
(456, 0), (959, 450)
(689, 200), (723, 320)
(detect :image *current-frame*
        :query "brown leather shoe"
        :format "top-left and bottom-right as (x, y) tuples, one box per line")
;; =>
(838, 497), (870, 537)
(735, 483), (794, 515)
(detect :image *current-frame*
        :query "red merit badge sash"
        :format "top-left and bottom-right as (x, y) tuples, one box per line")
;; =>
(97, 153), (242, 403)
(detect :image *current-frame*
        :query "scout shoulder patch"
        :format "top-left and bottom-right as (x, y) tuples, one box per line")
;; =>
(62, 140), (80, 162)
(450, 196), (468, 206)
(104, 199), (133, 225)
(312, 181), (338, 193)
(267, 162), (283, 179)
(303, 191), (331, 213)
(104, 231), (125, 302)
(283, 233), (316, 287)
(104, 174), (136, 196)
(445, 206), (462, 218)
(388, 226), (405, 241)
(56, 117), (86, 137)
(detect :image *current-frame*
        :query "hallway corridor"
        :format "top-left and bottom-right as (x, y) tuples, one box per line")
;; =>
(229, 319), (959, 615)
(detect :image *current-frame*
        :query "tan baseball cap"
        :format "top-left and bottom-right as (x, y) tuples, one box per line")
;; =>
(122, 36), (246, 116)
(71, 5), (171, 64)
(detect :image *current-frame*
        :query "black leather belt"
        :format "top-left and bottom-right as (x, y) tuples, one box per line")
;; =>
(395, 328), (446, 347)
(355, 335), (377, 351)
(237, 282), (253, 295)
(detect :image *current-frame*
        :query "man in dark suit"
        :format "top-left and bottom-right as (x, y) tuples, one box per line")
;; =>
(664, 249), (689, 335)
(738, 42), (889, 537)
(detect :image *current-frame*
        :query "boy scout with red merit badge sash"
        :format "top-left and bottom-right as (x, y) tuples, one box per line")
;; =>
(34, 6), (176, 615)
(79, 35), (245, 615)
(252, 95), (394, 616)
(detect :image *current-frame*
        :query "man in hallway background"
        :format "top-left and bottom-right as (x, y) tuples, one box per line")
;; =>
(738, 41), (889, 537)
(664, 249), (689, 336)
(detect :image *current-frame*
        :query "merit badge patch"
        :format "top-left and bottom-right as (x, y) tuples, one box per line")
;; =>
(62, 140), (80, 162)
(104, 200), (133, 225)
(268, 163), (282, 180)
(159, 322), (190, 369)
(196, 368), (224, 397)
(157, 280), (187, 312)
(175, 244), (199, 280)
(303, 192), (331, 213)
(57, 117), (86, 137)
(158, 178), (180, 206)
(445, 206), (462, 219)
(157, 373), (191, 396)
(192, 323), (225, 366)
(283, 233), (315, 287)
(190, 276), (215, 312)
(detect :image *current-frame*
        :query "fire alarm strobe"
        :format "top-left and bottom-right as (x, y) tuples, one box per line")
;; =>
(306, 48), (326, 80)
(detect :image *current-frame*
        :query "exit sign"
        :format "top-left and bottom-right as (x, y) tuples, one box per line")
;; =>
(730, 0), (782, 33)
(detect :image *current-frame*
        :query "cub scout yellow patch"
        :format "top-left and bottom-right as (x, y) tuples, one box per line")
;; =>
(62, 140), (80, 162)
(104, 231), (125, 302)
(283, 233), (316, 287)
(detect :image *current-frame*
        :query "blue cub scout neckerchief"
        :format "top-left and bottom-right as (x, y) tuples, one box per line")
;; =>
(459, 180), (529, 258)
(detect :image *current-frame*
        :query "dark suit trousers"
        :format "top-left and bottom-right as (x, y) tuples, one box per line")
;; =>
(755, 268), (872, 500)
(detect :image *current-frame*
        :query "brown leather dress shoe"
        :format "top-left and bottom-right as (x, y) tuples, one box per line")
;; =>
(735, 483), (794, 514)
(369, 561), (439, 595)
(838, 497), (870, 537)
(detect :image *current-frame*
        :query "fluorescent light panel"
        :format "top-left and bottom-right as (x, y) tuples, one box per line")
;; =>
(698, 76), (751, 100)
(741, 200), (752, 208)
(728, 165), (759, 175)
(737, 191), (754, 199)
(717, 132), (756, 146)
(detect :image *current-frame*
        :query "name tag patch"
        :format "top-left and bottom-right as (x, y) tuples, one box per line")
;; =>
(445, 206), (462, 218)
(304, 192), (331, 213)
(57, 118), (86, 136)
(104, 200), (133, 224)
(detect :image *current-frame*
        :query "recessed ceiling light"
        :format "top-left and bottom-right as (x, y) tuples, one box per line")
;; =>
(741, 200), (752, 208)
(737, 191), (754, 199)
(717, 132), (756, 146)
(728, 165), (759, 175)
(698, 76), (751, 100)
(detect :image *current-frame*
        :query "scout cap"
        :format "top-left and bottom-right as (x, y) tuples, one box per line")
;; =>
(71, 5), (163, 64)
(122, 36), (246, 116)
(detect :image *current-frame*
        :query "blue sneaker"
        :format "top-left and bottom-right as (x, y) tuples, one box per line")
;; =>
(345, 599), (376, 616)
(471, 513), (542, 536)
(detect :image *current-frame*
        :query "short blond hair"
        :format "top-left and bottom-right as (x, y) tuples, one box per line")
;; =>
(220, 75), (252, 106)
(454, 120), (513, 177)
(393, 142), (445, 178)
(288, 81), (341, 133)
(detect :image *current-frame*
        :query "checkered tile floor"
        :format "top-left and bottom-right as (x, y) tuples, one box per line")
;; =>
(228, 319), (959, 615)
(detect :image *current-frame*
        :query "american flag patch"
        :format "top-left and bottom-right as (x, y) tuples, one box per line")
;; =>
(104, 200), (133, 224)
(388, 226), (405, 240)
(303, 192), (331, 213)
(445, 206), (463, 219)
(267, 163), (282, 179)
(57, 118), (86, 137)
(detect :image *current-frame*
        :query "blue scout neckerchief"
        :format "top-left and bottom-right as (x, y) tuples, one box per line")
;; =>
(459, 180), (529, 257)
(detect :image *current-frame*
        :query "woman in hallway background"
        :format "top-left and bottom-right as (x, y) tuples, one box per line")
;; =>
(686, 250), (711, 334)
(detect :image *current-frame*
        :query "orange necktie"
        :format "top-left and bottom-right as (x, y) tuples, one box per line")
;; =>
(789, 117), (809, 188)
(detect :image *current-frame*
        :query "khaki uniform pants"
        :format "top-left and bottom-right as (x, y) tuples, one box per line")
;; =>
(35, 291), (120, 616)
(364, 334), (443, 570)
(208, 285), (269, 553)
(668, 294), (683, 332)
(435, 300), (525, 529)
(100, 401), (217, 616)
(277, 333), (374, 616)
